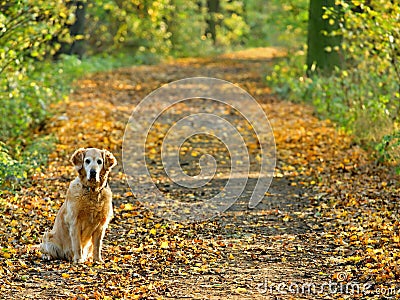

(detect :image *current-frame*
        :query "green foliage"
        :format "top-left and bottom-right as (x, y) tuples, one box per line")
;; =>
(86, 0), (173, 55)
(216, 1), (249, 47)
(86, 0), (215, 56)
(246, 0), (308, 47)
(0, 0), (171, 189)
(0, 1), (73, 66)
(0, 50), (155, 190)
(267, 0), (400, 163)
(376, 131), (400, 170)
(0, 1), (74, 189)
(84, 0), (269, 57)
(0, 136), (55, 189)
(166, 0), (212, 57)
(0, 1), (73, 141)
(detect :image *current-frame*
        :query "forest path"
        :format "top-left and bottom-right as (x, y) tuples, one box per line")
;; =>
(1, 48), (398, 299)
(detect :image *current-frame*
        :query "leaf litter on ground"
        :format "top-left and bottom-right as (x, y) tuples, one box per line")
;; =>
(0, 48), (399, 299)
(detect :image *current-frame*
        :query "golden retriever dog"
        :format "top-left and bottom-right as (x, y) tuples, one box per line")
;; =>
(40, 148), (117, 263)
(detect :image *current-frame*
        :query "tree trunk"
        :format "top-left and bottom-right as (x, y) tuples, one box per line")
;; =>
(69, 1), (86, 57)
(206, 0), (220, 44)
(306, 0), (342, 75)
(56, 1), (87, 58)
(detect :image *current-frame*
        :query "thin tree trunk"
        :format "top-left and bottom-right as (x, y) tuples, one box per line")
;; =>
(306, 0), (342, 75)
(69, 1), (86, 57)
(56, 1), (87, 58)
(206, 0), (219, 44)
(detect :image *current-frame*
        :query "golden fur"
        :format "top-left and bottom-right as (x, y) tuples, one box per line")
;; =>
(40, 148), (117, 263)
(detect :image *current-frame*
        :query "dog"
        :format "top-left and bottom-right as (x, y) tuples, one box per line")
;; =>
(40, 148), (117, 263)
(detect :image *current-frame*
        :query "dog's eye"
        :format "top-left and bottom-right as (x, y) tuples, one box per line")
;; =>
(85, 159), (90, 164)
(97, 159), (102, 165)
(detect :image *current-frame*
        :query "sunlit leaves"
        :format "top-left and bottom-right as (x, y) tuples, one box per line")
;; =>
(0, 1), (72, 69)
(86, 0), (203, 56)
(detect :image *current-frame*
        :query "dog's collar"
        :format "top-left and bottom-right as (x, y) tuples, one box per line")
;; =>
(83, 182), (108, 193)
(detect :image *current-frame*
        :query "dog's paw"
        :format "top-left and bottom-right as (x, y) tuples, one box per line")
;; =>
(73, 257), (85, 264)
(94, 257), (105, 264)
(41, 253), (52, 261)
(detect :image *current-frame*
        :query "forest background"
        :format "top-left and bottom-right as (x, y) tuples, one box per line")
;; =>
(0, 0), (399, 189)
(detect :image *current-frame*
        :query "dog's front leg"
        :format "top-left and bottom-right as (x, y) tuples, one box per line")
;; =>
(92, 226), (106, 263)
(69, 222), (83, 264)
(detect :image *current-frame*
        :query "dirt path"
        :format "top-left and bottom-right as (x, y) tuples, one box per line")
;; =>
(1, 48), (399, 299)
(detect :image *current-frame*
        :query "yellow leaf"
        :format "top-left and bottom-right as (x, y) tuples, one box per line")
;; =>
(235, 287), (247, 293)
(122, 203), (134, 210)
(150, 228), (156, 235)
(133, 245), (143, 252)
(62, 273), (69, 278)
(160, 241), (169, 249)
(123, 191), (133, 198)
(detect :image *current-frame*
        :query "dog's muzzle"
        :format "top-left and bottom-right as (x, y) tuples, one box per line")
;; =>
(89, 169), (97, 180)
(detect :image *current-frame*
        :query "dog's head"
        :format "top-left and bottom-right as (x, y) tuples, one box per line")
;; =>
(71, 148), (117, 187)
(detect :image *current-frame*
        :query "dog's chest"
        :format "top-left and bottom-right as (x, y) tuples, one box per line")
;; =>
(78, 193), (111, 225)
(87, 205), (106, 225)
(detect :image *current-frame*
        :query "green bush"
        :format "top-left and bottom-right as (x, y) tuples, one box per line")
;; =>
(0, 1), (73, 190)
(0, 50), (157, 191)
(0, 1), (73, 142)
(376, 131), (400, 170)
(0, 135), (55, 189)
(267, 0), (400, 164)
(215, 1), (249, 47)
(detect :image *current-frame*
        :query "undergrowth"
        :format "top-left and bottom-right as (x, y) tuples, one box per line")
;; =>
(266, 1), (400, 170)
(0, 53), (157, 191)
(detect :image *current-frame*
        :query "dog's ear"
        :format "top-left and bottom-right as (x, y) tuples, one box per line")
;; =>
(70, 148), (86, 171)
(102, 150), (117, 170)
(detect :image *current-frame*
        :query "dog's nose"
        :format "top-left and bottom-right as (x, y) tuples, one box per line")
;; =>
(89, 169), (97, 178)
